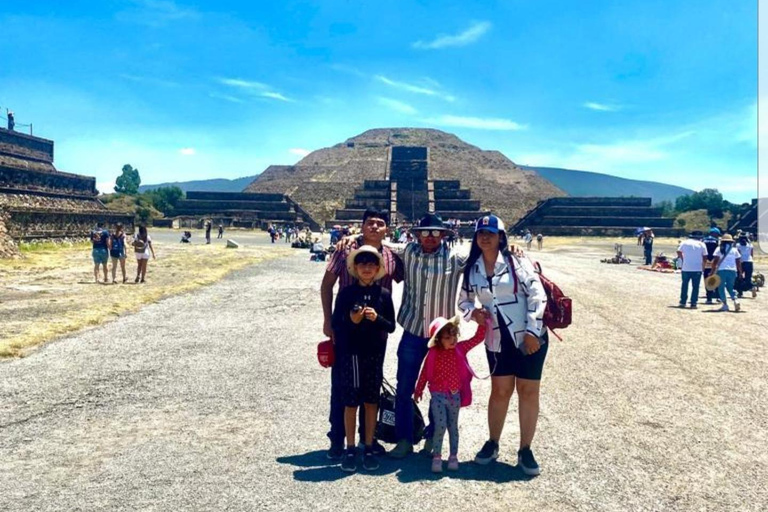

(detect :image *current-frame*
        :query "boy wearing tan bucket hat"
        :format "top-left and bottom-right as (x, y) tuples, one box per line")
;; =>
(331, 245), (396, 472)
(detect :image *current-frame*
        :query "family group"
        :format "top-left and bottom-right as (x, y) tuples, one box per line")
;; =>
(320, 208), (549, 475)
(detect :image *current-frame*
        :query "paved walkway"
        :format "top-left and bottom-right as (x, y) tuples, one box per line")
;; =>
(1, 248), (766, 511)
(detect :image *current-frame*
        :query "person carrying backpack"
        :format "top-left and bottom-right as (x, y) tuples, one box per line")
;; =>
(458, 214), (548, 476)
(109, 223), (128, 284)
(132, 225), (156, 283)
(90, 221), (111, 284)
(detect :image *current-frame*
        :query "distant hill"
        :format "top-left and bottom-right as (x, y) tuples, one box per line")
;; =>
(139, 176), (257, 193)
(522, 166), (694, 204)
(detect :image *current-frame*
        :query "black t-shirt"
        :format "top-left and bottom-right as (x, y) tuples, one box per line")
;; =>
(332, 282), (395, 355)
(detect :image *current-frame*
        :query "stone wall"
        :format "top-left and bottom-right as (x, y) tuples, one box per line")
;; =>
(0, 167), (97, 197)
(0, 127), (54, 162)
(5, 210), (135, 240)
(0, 209), (20, 258)
(0, 191), (104, 212)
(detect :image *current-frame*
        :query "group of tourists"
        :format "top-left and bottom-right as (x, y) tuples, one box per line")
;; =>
(90, 222), (155, 284)
(676, 228), (756, 311)
(321, 208), (549, 475)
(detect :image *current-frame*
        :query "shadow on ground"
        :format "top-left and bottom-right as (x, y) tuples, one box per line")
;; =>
(276, 451), (532, 483)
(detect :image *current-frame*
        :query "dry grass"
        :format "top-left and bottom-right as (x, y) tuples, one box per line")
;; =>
(0, 240), (291, 358)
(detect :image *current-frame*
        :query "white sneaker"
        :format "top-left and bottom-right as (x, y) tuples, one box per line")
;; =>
(717, 305), (730, 312)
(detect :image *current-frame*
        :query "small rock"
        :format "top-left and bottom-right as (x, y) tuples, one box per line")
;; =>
(226, 239), (239, 249)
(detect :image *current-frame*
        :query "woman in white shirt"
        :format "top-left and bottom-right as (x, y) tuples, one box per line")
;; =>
(711, 234), (742, 311)
(736, 234), (755, 298)
(458, 214), (548, 475)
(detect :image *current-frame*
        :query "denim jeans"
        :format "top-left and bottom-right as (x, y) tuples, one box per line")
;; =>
(395, 330), (434, 444)
(680, 271), (702, 305)
(717, 269), (738, 303)
(644, 246), (653, 265)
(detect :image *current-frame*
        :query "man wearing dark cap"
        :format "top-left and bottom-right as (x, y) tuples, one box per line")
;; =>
(385, 212), (471, 458)
(676, 230), (708, 308)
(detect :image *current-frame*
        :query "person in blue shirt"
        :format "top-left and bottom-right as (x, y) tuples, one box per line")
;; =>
(90, 222), (111, 283)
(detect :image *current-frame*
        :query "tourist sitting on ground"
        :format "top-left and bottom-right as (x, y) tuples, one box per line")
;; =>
(332, 245), (396, 473)
(310, 238), (326, 261)
(181, 231), (192, 243)
(90, 221), (111, 284)
(458, 213), (548, 476)
(109, 223), (127, 284)
(651, 252), (673, 270)
(414, 315), (486, 473)
(132, 225), (156, 284)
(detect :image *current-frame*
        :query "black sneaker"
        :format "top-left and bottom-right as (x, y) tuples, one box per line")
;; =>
(326, 443), (344, 461)
(362, 450), (380, 471)
(517, 447), (540, 476)
(341, 448), (357, 472)
(358, 439), (387, 456)
(474, 440), (499, 465)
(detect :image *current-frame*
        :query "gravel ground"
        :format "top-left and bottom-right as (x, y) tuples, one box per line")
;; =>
(1, 243), (766, 511)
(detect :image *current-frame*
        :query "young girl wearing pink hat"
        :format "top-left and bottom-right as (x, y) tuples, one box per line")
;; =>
(414, 316), (486, 473)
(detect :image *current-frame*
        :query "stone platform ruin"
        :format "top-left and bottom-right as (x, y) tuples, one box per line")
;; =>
(0, 128), (133, 244)
(328, 146), (486, 230)
(511, 197), (681, 237)
(165, 191), (320, 231)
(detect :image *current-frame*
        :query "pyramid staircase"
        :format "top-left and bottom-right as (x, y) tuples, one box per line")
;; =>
(327, 146), (486, 230)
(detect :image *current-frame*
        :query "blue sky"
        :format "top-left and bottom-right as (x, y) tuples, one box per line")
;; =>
(0, 0), (758, 203)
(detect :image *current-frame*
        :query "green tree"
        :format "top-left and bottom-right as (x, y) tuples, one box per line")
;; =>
(145, 186), (184, 215)
(114, 164), (141, 195)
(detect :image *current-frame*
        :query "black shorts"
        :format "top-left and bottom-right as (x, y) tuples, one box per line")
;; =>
(486, 329), (549, 380)
(340, 351), (385, 407)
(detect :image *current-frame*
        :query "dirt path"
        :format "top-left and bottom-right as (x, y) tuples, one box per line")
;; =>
(0, 245), (766, 511)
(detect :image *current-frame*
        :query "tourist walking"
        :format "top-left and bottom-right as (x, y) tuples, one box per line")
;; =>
(109, 223), (128, 284)
(524, 230), (533, 250)
(702, 228), (720, 304)
(736, 233), (755, 298)
(332, 245), (396, 473)
(710, 234), (742, 312)
(638, 228), (654, 265)
(217, 225), (224, 239)
(132, 225), (156, 284)
(321, 208), (403, 460)
(458, 214), (548, 476)
(414, 315), (486, 473)
(90, 221), (111, 284)
(205, 221), (212, 244)
(536, 233), (543, 250)
(676, 230), (708, 308)
(386, 213), (469, 460)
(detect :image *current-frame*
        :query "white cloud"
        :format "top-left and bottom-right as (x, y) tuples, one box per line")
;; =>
(179, 148), (196, 156)
(289, 148), (311, 157)
(96, 180), (116, 195)
(413, 21), (492, 50)
(217, 77), (268, 90)
(217, 77), (292, 102)
(423, 115), (527, 131)
(377, 97), (418, 115)
(209, 92), (244, 103)
(584, 102), (621, 112)
(260, 91), (292, 102)
(375, 75), (455, 102)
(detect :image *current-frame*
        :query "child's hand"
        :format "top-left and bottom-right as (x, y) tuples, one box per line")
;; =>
(350, 308), (365, 324)
(470, 308), (488, 324)
(413, 392), (422, 403)
(362, 307), (378, 322)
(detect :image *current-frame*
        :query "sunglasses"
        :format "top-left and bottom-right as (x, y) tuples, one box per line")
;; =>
(418, 230), (443, 238)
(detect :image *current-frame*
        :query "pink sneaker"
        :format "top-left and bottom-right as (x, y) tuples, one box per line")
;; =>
(431, 455), (443, 473)
(447, 455), (459, 471)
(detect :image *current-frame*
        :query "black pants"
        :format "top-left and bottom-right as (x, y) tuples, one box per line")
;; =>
(704, 267), (717, 301)
(644, 246), (653, 265)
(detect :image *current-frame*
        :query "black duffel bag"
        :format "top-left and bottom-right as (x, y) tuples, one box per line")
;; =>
(376, 378), (425, 445)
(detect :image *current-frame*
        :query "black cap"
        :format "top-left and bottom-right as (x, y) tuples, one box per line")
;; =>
(412, 212), (448, 231)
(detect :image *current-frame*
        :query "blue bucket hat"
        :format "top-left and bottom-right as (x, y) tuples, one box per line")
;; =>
(475, 214), (505, 234)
